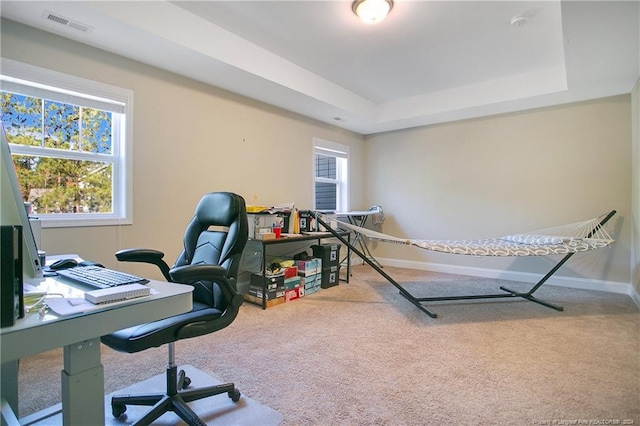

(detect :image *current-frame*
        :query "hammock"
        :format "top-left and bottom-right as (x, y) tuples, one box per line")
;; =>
(309, 210), (617, 318)
(323, 214), (614, 257)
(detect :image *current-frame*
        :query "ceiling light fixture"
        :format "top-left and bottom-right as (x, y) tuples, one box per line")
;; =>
(352, 0), (394, 25)
(510, 15), (528, 28)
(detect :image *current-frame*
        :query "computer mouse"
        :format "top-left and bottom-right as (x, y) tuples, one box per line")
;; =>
(49, 258), (78, 270)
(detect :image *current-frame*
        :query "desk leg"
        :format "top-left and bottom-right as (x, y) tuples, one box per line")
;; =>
(62, 338), (104, 426)
(1, 361), (19, 422)
(1, 397), (20, 426)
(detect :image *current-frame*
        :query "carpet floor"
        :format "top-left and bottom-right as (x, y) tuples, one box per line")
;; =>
(17, 265), (640, 425)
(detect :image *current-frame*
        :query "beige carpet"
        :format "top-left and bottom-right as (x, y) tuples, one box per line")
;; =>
(17, 265), (640, 425)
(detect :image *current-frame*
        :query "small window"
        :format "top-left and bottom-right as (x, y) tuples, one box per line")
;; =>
(313, 138), (348, 212)
(1, 58), (133, 227)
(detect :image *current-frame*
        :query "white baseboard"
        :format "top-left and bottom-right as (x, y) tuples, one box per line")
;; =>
(375, 257), (637, 301)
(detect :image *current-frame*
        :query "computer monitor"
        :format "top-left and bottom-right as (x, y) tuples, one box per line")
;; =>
(1, 129), (43, 279)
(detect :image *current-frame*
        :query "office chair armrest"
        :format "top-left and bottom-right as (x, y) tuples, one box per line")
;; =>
(115, 248), (172, 282)
(169, 264), (244, 309)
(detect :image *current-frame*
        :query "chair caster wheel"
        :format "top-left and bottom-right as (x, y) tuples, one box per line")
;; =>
(229, 389), (241, 402)
(178, 369), (192, 389)
(112, 403), (127, 418)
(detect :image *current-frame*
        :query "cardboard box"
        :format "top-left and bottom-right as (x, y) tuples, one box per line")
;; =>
(284, 276), (302, 290)
(283, 266), (298, 279)
(285, 286), (305, 302)
(250, 273), (284, 291)
(297, 258), (322, 276)
(304, 284), (320, 296)
(302, 274), (321, 289)
(320, 265), (340, 289)
(248, 285), (276, 300)
(302, 274), (321, 296)
(256, 232), (276, 241)
(249, 285), (285, 299)
(243, 293), (285, 308)
(311, 243), (341, 267)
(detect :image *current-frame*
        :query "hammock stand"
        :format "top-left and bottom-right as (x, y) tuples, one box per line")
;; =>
(307, 210), (617, 318)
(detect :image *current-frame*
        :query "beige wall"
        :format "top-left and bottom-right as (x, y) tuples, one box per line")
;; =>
(2, 19), (635, 291)
(1, 19), (365, 279)
(632, 78), (639, 296)
(364, 96), (633, 287)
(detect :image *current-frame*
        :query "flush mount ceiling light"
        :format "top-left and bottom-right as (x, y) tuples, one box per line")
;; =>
(510, 15), (529, 28)
(352, 0), (394, 25)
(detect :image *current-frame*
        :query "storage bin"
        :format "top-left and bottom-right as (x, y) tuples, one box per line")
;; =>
(311, 243), (341, 267)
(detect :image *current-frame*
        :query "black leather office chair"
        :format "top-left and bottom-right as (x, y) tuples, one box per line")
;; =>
(101, 192), (249, 426)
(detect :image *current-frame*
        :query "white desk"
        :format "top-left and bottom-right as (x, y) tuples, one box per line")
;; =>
(336, 210), (383, 268)
(0, 275), (193, 426)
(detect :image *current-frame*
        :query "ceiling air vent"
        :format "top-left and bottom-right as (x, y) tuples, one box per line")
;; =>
(43, 10), (93, 33)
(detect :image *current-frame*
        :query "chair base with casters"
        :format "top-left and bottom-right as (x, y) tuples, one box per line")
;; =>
(109, 342), (240, 426)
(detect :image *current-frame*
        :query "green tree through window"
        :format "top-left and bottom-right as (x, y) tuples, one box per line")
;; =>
(2, 92), (113, 214)
(1, 58), (133, 227)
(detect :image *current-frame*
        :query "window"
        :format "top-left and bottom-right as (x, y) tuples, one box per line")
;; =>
(313, 138), (348, 212)
(0, 58), (133, 227)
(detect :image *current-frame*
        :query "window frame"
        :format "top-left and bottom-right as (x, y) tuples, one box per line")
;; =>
(313, 138), (349, 212)
(1, 58), (133, 228)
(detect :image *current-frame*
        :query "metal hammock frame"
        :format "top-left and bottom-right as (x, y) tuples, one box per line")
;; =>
(306, 210), (617, 318)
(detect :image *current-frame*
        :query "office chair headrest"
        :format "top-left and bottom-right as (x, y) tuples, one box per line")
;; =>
(176, 192), (248, 272)
(195, 192), (241, 227)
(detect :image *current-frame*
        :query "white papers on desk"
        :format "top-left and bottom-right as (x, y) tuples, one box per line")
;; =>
(45, 288), (159, 316)
(45, 297), (95, 315)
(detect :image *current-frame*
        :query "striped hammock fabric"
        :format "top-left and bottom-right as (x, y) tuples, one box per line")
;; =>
(325, 214), (614, 257)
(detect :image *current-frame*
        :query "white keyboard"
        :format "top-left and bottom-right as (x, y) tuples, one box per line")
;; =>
(57, 265), (149, 289)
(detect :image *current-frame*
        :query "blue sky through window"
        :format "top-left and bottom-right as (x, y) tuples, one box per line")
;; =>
(2, 93), (112, 154)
